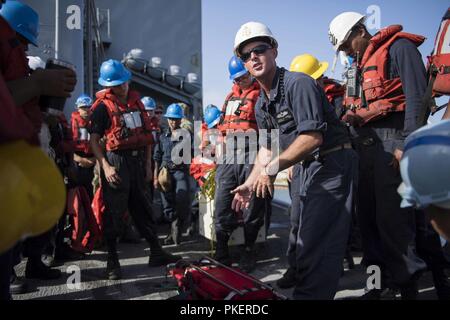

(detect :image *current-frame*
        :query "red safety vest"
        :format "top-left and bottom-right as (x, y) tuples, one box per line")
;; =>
(0, 17), (36, 144)
(323, 77), (345, 105)
(71, 111), (92, 154)
(428, 7), (450, 96)
(91, 89), (154, 151)
(343, 25), (425, 126)
(219, 81), (260, 133)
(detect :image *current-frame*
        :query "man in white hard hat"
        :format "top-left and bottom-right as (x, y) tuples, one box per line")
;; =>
(328, 12), (437, 300)
(231, 21), (358, 300)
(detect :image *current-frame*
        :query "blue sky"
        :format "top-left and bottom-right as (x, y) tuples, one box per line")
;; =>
(201, 0), (449, 117)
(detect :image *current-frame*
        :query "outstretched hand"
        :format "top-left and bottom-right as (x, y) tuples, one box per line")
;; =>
(231, 184), (253, 212)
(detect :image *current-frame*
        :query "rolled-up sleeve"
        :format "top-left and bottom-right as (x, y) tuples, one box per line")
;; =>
(288, 76), (328, 135)
(89, 103), (109, 136)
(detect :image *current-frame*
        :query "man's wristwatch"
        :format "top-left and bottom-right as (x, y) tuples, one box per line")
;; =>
(263, 164), (278, 177)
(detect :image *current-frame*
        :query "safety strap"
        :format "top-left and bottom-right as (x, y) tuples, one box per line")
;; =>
(419, 65), (440, 125)
(222, 118), (257, 124)
(222, 87), (257, 119)
(362, 66), (378, 74)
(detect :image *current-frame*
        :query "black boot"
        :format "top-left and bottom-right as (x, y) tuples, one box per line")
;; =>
(148, 246), (180, 267)
(359, 288), (398, 300)
(432, 268), (450, 300)
(276, 267), (297, 289)
(10, 270), (28, 295)
(400, 281), (419, 300)
(105, 239), (121, 280)
(25, 257), (61, 280)
(214, 231), (232, 266)
(105, 252), (122, 280)
(239, 246), (257, 273)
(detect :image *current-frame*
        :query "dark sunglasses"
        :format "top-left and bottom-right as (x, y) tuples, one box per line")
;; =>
(234, 73), (250, 83)
(155, 111), (163, 114)
(240, 44), (272, 62)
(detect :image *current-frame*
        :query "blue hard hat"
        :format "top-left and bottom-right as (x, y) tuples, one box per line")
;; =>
(228, 55), (248, 80)
(141, 96), (156, 111)
(98, 59), (131, 87)
(163, 103), (184, 119)
(204, 104), (222, 129)
(0, 0), (39, 46)
(76, 94), (93, 108)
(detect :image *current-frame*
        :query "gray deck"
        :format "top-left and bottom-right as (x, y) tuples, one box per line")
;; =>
(12, 202), (445, 300)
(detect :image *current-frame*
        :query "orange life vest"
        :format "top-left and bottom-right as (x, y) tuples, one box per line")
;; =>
(323, 77), (345, 105)
(91, 89), (153, 151)
(71, 111), (92, 154)
(343, 25), (425, 126)
(0, 17), (39, 144)
(219, 81), (260, 133)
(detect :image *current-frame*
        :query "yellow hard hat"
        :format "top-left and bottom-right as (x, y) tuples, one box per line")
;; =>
(0, 141), (66, 253)
(289, 54), (329, 80)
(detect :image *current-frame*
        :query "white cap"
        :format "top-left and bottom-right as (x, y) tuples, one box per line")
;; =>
(328, 12), (365, 52)
(234, 21), (278, 55)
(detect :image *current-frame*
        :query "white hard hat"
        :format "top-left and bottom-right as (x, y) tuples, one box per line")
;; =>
(328, 12), (365, 52)
(398, 119), (450, 209)
(27, 56), (45, 70)
(234, 21), (278, 56)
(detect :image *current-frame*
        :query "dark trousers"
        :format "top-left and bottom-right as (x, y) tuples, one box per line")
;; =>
(101, 151), (160, 252)
(214, 162), (268, 246)
(160, 169), (191, 232)
(289, 149), (358, 300)
(356, 134), (426, 288)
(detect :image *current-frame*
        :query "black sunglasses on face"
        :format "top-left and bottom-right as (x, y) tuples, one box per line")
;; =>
(240, 44), (272, 62)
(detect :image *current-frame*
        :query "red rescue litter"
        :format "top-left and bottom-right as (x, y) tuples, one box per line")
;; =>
(167, 256), (287, 300)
